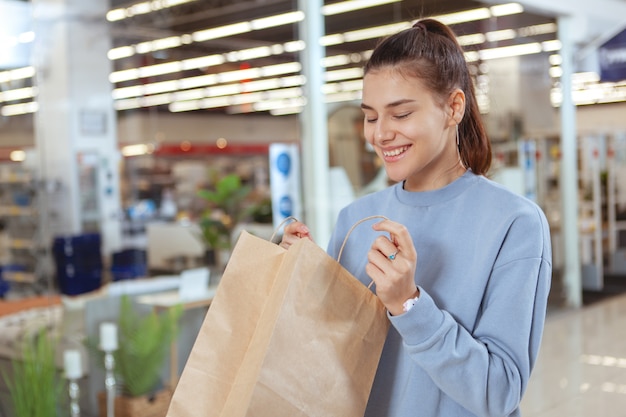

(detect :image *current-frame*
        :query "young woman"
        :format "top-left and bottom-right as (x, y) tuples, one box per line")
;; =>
(281, 19), (552, 417)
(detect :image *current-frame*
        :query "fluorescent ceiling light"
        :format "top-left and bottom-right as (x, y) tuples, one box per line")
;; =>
(0, 101), (38, 116)
(323, 0), (402, 16)
(192, 22), (252, 42)
(227, 46), (273, 62)
(518, 23), (557, 37)
(0, 66), (35, 83)
(342, 22), (410, 43)
(0, 86), (36, 103)
(181, 55), (226, 71)
(139, 61), (182, 78)
(323, 54), (352, 68)
(250, 11), (304, 30)
(490, 3), (524, 17)
(253, 97), (306, 112)
(436, 8), (491, 25)
(542, 40), (561, 52)
(479, 42), (542, 60)
(325, 68), (364, 82)
(457, 33), (486, 46)
(486, 29), (517, 42)
(106, 0), (197, 22)
(108, 46), (134, 60)
(270, 107), (302, 116)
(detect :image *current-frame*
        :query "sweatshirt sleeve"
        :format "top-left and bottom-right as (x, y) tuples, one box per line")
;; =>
(390, 206), (552, 417)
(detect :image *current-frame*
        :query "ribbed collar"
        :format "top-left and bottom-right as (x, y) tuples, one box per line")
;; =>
(394, 170), (478, 207)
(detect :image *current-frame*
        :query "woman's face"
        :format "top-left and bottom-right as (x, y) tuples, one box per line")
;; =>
(361, 67), (462, 191)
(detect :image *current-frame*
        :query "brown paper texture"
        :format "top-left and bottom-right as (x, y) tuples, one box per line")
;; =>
(167, 231), (389, 417)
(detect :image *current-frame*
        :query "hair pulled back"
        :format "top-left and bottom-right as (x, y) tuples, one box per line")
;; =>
(364, 19), (491, 175)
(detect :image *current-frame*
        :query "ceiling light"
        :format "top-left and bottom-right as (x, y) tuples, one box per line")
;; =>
(325, 68), (364, 82)
(0, 66), (35, 83)
(436, 8), (491, 25)
(490, 3), (524, 17)
(192, 22), (252, 43)
(457, 33), (486, 46)
(486, 29), (517, 43)
(253, 97), (306, 112)
(106, 9), (126, 21)
(479, 43), (542, 60)
(549, 66), (563, 78)
(0, 86), (37, 103)
(108, 46), (134, 60)
(323, 55), (352, 68)
(518, 23), (558, 37)
(542, 40), (562, 52)
(139, 61), (182, 78)
(0, 101), (38, 116)
(549, 54), (562, 66)
(321, 34), (345, 47)
(10, 150), (26, 162)
(270, 107), (302, 116)
(250, 11), (304, 30)
(342, 22), (410, 43)
(106, 0), (197, 22)
(322, 0), (402, 16)
(181, 55), (225, 71)
(121, 144), (151, 157)
(129, 2), (152, 16)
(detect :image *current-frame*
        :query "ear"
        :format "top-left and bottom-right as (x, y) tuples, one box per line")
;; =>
(447, 89), (465, 127)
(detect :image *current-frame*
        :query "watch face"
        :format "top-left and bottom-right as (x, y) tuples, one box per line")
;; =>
(402, 297), (418, 312)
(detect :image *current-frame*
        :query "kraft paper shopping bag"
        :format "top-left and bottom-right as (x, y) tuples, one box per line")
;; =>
(167, 230), (389, 417)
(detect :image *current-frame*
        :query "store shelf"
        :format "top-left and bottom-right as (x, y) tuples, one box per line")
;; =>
(0, 163), (42, 290)
(0, 206), (36, 217)
(2, 271), (36, 284)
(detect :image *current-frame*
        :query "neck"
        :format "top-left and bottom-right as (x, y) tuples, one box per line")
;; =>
(404, 161), (466, 192)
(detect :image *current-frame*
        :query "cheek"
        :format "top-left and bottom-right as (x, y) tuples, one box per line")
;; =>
(363, 123), (375, 144)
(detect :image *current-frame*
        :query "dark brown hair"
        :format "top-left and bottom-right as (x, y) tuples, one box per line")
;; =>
(364, 19), (491, 175)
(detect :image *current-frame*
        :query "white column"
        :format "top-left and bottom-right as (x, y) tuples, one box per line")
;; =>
(297, 0), (332, 248)
(32, 0), (122, 256)
(558, 16), (582, 308)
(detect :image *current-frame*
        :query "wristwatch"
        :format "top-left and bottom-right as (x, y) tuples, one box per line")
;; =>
(402, 295), (420, 313)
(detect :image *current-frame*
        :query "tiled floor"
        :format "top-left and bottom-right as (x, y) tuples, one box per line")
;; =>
(521, 293), (626, 417)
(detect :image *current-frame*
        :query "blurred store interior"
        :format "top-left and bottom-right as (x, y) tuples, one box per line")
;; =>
(1, 0), (626, 415)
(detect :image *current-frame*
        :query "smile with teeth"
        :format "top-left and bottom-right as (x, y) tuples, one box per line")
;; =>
(383, 146), (409, 157)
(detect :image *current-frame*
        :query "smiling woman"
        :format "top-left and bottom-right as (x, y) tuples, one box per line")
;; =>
(281, 18), (552, 417)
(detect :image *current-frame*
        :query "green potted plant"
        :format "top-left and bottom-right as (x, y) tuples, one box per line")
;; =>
(196, 173), (258, 266)
(1, 329), (63, 417)
(93, 295), (183, 417)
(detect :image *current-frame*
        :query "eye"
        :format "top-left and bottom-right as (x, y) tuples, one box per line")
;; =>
(363, 113), (377, 123)
(394, 112), (411, 119)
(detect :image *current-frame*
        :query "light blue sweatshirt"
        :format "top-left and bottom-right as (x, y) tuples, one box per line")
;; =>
(327, 171), (552, 417)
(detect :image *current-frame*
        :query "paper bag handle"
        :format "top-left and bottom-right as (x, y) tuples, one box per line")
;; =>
(270, 216), (299, 243)
(338, 215), (389, 289)
(272, 214), (388, 289)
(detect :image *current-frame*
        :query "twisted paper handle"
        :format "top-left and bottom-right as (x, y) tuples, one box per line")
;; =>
(273, 214), (389, 289)
(338, 215), (389, 289)
(270, 216), (299, 243)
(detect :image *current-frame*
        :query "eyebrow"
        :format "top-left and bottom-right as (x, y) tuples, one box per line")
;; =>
(360, 98), (416, 110)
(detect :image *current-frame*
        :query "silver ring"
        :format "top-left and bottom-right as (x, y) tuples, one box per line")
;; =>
(388, 251), (398, 260)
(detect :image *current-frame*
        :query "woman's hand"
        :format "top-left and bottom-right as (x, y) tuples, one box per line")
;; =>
(366, 219), (420, 316)
(279, 221), (312, 249)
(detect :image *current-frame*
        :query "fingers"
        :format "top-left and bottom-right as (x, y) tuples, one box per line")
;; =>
(371, 220), (417, 261)
(279, 221), (312, 249)
(367, 220), (418, 314)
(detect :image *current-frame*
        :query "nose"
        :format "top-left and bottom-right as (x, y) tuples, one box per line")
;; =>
(374, 119), (394, 143)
